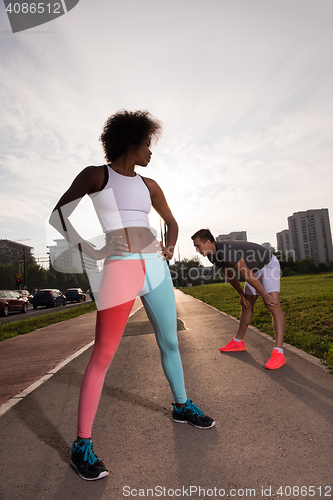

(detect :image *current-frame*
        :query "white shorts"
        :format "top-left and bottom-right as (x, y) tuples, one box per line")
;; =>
(244, 254), (281, 295)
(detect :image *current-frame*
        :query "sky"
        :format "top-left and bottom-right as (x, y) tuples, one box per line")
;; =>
(1, 0), (332, 268)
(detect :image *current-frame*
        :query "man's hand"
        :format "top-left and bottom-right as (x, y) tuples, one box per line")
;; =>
(240, 294), (251, 309)
(262, 293), (278, 308)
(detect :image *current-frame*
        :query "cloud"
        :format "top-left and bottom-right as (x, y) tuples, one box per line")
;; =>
(0, 0), (332, 263)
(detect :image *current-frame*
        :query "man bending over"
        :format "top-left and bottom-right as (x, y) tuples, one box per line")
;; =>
(192, 229), (286, 370)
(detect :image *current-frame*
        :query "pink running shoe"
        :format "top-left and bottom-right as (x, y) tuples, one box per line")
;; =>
(265, 350), (286, 369)
(219, 339), (246, 352)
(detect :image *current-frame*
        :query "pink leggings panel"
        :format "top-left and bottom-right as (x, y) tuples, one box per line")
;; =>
(77, 256), (186, 438)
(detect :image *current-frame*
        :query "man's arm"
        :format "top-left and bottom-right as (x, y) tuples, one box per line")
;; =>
(224, 268), (243, 295)
(223, 268), (251, 309)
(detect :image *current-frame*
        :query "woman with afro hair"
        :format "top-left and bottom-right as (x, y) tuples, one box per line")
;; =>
(50, 110), (215, 481)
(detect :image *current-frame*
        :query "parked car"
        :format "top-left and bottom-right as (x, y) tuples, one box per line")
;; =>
(32, 289), (67, 309)
(65, 288), (87, 303)
(0, 290), (28, 316)
(87, 287), (95, 302)
(13, 289), (34, 303)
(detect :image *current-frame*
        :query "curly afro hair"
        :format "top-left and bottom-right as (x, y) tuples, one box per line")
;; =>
(99, 110), (162, 163)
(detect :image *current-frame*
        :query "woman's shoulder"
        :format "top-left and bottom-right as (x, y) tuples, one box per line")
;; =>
(140, 175), (159, 190)
(81, 164), (105, 174)
(77, 165), (107, 194)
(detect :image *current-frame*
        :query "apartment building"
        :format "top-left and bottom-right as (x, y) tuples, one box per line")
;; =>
(0, 239), (33, 265)
(276, 229), (292, 256)
(277, 209), (333, 264)
(216, 231), (247, 242)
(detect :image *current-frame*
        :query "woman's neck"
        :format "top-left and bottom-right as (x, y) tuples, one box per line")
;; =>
(110, 152), (136, 177)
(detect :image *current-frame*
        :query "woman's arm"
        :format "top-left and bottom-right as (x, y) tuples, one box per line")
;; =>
(50, 166), (128, 260)
(143, 177), (178, 260)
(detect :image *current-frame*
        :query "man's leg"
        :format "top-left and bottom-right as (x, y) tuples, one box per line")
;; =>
(235, 294), (258, 339)
(220, 294), (257, 352)
(259, 256), (286, 368)
(263, 292), (286, 369)
(264, 291), (285, 349)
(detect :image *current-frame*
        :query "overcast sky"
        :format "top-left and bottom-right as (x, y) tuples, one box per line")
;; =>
(1, 0), (332, 267)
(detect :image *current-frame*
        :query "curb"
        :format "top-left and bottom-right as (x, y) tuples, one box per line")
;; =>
(182, 292), (328, 372)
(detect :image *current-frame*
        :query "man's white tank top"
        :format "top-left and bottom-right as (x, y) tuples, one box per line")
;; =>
(89, 165), (152, 232)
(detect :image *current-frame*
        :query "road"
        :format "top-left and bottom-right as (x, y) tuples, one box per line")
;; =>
(0, 296), (94, 325)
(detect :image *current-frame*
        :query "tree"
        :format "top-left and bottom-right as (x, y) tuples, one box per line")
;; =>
(26, 262), (48, 290)
(0, 259), (89, 292)
(0, 263), (16, 289)
(170, 257), (204, 287)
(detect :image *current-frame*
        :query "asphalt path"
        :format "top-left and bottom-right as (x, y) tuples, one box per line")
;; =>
(0, 290), (332, 500)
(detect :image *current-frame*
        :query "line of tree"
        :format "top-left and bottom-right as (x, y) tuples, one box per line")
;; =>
(169, 257), (203, 287)
(0, 258), (90, 292)
(2, 253), (331, 292)
(278, 255), (333, 276)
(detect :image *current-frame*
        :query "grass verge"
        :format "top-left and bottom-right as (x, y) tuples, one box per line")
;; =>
(181, 273), (333, 372)
(0, 302), (97, 342)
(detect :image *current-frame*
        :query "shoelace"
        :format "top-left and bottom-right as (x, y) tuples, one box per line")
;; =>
(76, 440), (98, 465)
(186, 400), (203, 417)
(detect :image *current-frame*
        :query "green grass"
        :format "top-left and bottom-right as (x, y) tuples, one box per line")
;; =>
(0, 302), (97, 342)
(181, 273), (333, 371)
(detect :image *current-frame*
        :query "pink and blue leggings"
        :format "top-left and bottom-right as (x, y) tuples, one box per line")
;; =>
(77, 253), (187, 438)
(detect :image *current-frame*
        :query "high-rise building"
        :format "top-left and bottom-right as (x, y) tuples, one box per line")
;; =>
(276, 229), (293, 257)
(0, 239), (33, 265)
(286, 209), (333, 264)
(216, 231), (247, 242)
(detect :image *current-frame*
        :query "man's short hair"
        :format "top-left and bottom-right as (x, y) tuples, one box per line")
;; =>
(191, 229), (215, 243)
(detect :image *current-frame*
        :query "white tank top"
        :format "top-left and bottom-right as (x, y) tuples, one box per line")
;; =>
(89, 165), (152, 232)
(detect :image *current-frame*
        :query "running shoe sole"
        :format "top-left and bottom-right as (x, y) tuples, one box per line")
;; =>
(171, 417), (216, 429)
(70, 460), (109, 481)
(219, 347), (246, 352)
(265, 359), (286, 370)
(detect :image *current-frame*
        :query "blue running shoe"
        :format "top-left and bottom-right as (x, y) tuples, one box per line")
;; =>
(172, 399), (215, 429)
(71, 439), (109, 481)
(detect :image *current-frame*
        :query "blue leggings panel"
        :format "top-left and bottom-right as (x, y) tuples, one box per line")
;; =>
(139, 256), (187, 403)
